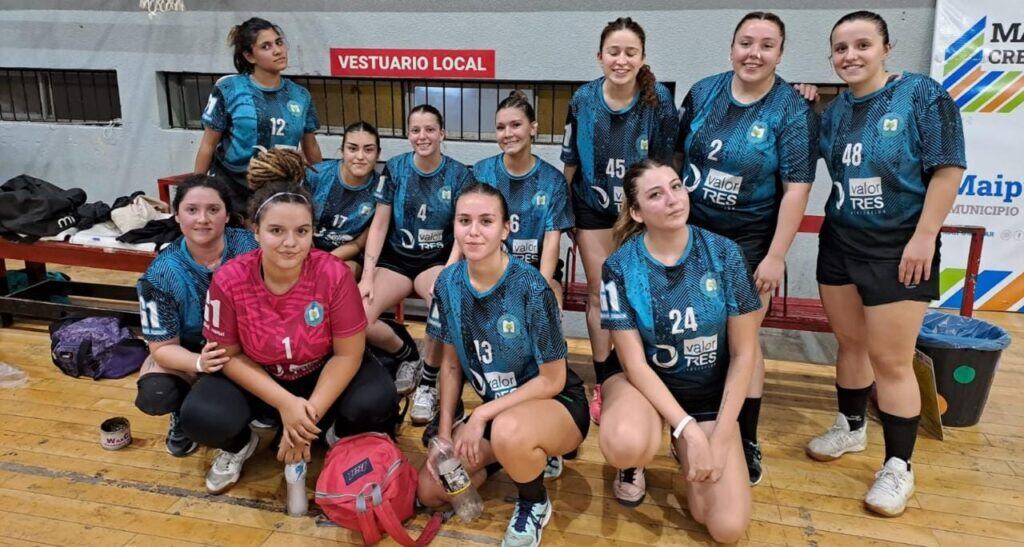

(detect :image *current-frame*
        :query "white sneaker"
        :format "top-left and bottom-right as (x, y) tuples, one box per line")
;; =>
(865, 457), (915, 517)
(395, 358), (422, 396)
(205, 430), (259, 494)
(410, 384), (438, 426)
(806, 413), (867, 461)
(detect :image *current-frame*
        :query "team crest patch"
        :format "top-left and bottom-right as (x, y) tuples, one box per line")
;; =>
(497, 314), (521, 339)
(358, 202), (373, 216)
(287, 100), (302, 117)
(438, 186), (452, 201)
(305, 301), (325, 327)
(878, 113), (904, 137)
(636, 135), (649, 153)
(532, 191), (549, 207)
(700, 273), (720, 296)
(747, 121), (767, 143)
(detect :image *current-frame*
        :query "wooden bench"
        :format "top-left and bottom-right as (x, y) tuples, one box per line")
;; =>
(0, 239), (155, 326)
(562, 215), (986, 333)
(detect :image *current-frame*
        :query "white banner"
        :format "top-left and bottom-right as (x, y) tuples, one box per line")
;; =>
(931, 0), (1024, 312)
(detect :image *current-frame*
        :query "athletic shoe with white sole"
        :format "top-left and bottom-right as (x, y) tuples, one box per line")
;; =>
(165, 411), (198, 457)
(501, 497), (552, 547)
(409, 384), (438, 426)
(205, 430), (259, 494)
(805, 413), (867, 461)
(394, 358), (422, 396)
(864, 457), (915, 517)
(613, 467), (646, 507)
(543, 456), (563, 479)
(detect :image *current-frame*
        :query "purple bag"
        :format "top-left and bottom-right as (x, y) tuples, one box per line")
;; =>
(49, 316), (148, 380)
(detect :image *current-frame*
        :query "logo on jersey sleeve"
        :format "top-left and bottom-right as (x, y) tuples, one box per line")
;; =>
(683, 335), (718, 369)
(287, 100), (303, 118)
(878, 113), (905, 138)
(849, 177), (884, 211)
(532, 191), (549, 208)
(701, 273), (720, 296)
(636, 135), (649, 153)
(305, 301), (325, 327)
(485, 370), (518, 398)
(747, 121), (768, 143)
(702, 168), (743, 206)
(497, 314), (522, 339)
(438, 186), (452, 202)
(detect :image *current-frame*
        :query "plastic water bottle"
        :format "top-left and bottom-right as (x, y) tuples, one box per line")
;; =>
(429, 437), (482, 522)
(284, 461), (308, 517)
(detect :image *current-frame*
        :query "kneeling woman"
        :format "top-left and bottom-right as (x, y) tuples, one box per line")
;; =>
(417, 183), (589, 547)
(180, 181), (398, 494)
(597, 160), (761, 543)
(135, 175), (257, 457)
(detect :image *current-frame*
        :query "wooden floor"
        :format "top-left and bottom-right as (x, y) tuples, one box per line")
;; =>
(0, 265), (1022, 546)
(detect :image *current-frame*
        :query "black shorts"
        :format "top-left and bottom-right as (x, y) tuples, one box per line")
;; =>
(724, 229), (772, 275)
(526, 258), (565, 284)
(600, 355), (721, 422)
(377, 243), (450, 281)
(573, 195), (618, 231)
(455, 382), (590, 442)
(669, 388), (722, 422)
(208, 158), (253, 219)
(817, 238), (940, 307)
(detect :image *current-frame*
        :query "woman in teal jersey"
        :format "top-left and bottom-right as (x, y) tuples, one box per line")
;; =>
(194, 17), (322, 215)
(807, 11), (965, 518)
(598, 160), (761, 542)
(305, 121), (382, 276)
(672, 11), (819, 486)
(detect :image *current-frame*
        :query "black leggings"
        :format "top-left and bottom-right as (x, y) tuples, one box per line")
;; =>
(135, 373), (191, 416)
(179, 356), (399, 452)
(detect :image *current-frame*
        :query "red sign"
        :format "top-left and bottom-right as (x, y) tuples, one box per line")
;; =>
(330, 48), (495, 80)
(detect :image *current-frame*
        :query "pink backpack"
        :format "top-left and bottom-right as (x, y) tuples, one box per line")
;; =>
(315, 432), (442, 546)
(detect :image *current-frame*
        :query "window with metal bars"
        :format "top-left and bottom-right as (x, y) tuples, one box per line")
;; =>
(0, 68), (121, 124)
(163, 72), (675, 144)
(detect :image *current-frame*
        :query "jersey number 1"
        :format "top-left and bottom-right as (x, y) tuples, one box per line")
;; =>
(282, 337), (293, 359)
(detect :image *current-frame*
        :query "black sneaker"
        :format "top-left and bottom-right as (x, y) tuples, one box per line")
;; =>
(166, 411), (198, 457)
(743, 439), (763, 486)
(421, 398), (465, 447)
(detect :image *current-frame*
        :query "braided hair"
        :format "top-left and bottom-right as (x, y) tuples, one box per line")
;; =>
(247, 147), (307, 191)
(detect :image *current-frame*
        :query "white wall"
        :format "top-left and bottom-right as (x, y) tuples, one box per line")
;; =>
(0, 1), (937, 315)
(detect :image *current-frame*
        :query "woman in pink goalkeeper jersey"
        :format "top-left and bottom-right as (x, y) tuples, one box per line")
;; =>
(180, 175), (398, 496)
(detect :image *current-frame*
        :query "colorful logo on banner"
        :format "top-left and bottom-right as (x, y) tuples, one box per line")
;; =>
(938, 268), (1024, 312)
(943, 17), (1024, 113)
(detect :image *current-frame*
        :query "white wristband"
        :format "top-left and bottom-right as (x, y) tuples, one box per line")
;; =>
(672, 416), (694, 439)
(195, 355), (203, 373)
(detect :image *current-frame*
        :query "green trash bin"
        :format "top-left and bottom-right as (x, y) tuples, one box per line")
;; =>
(916, 311), (1011, 427)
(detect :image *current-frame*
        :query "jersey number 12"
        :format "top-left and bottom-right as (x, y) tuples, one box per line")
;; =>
(270, 117), (287, 137)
